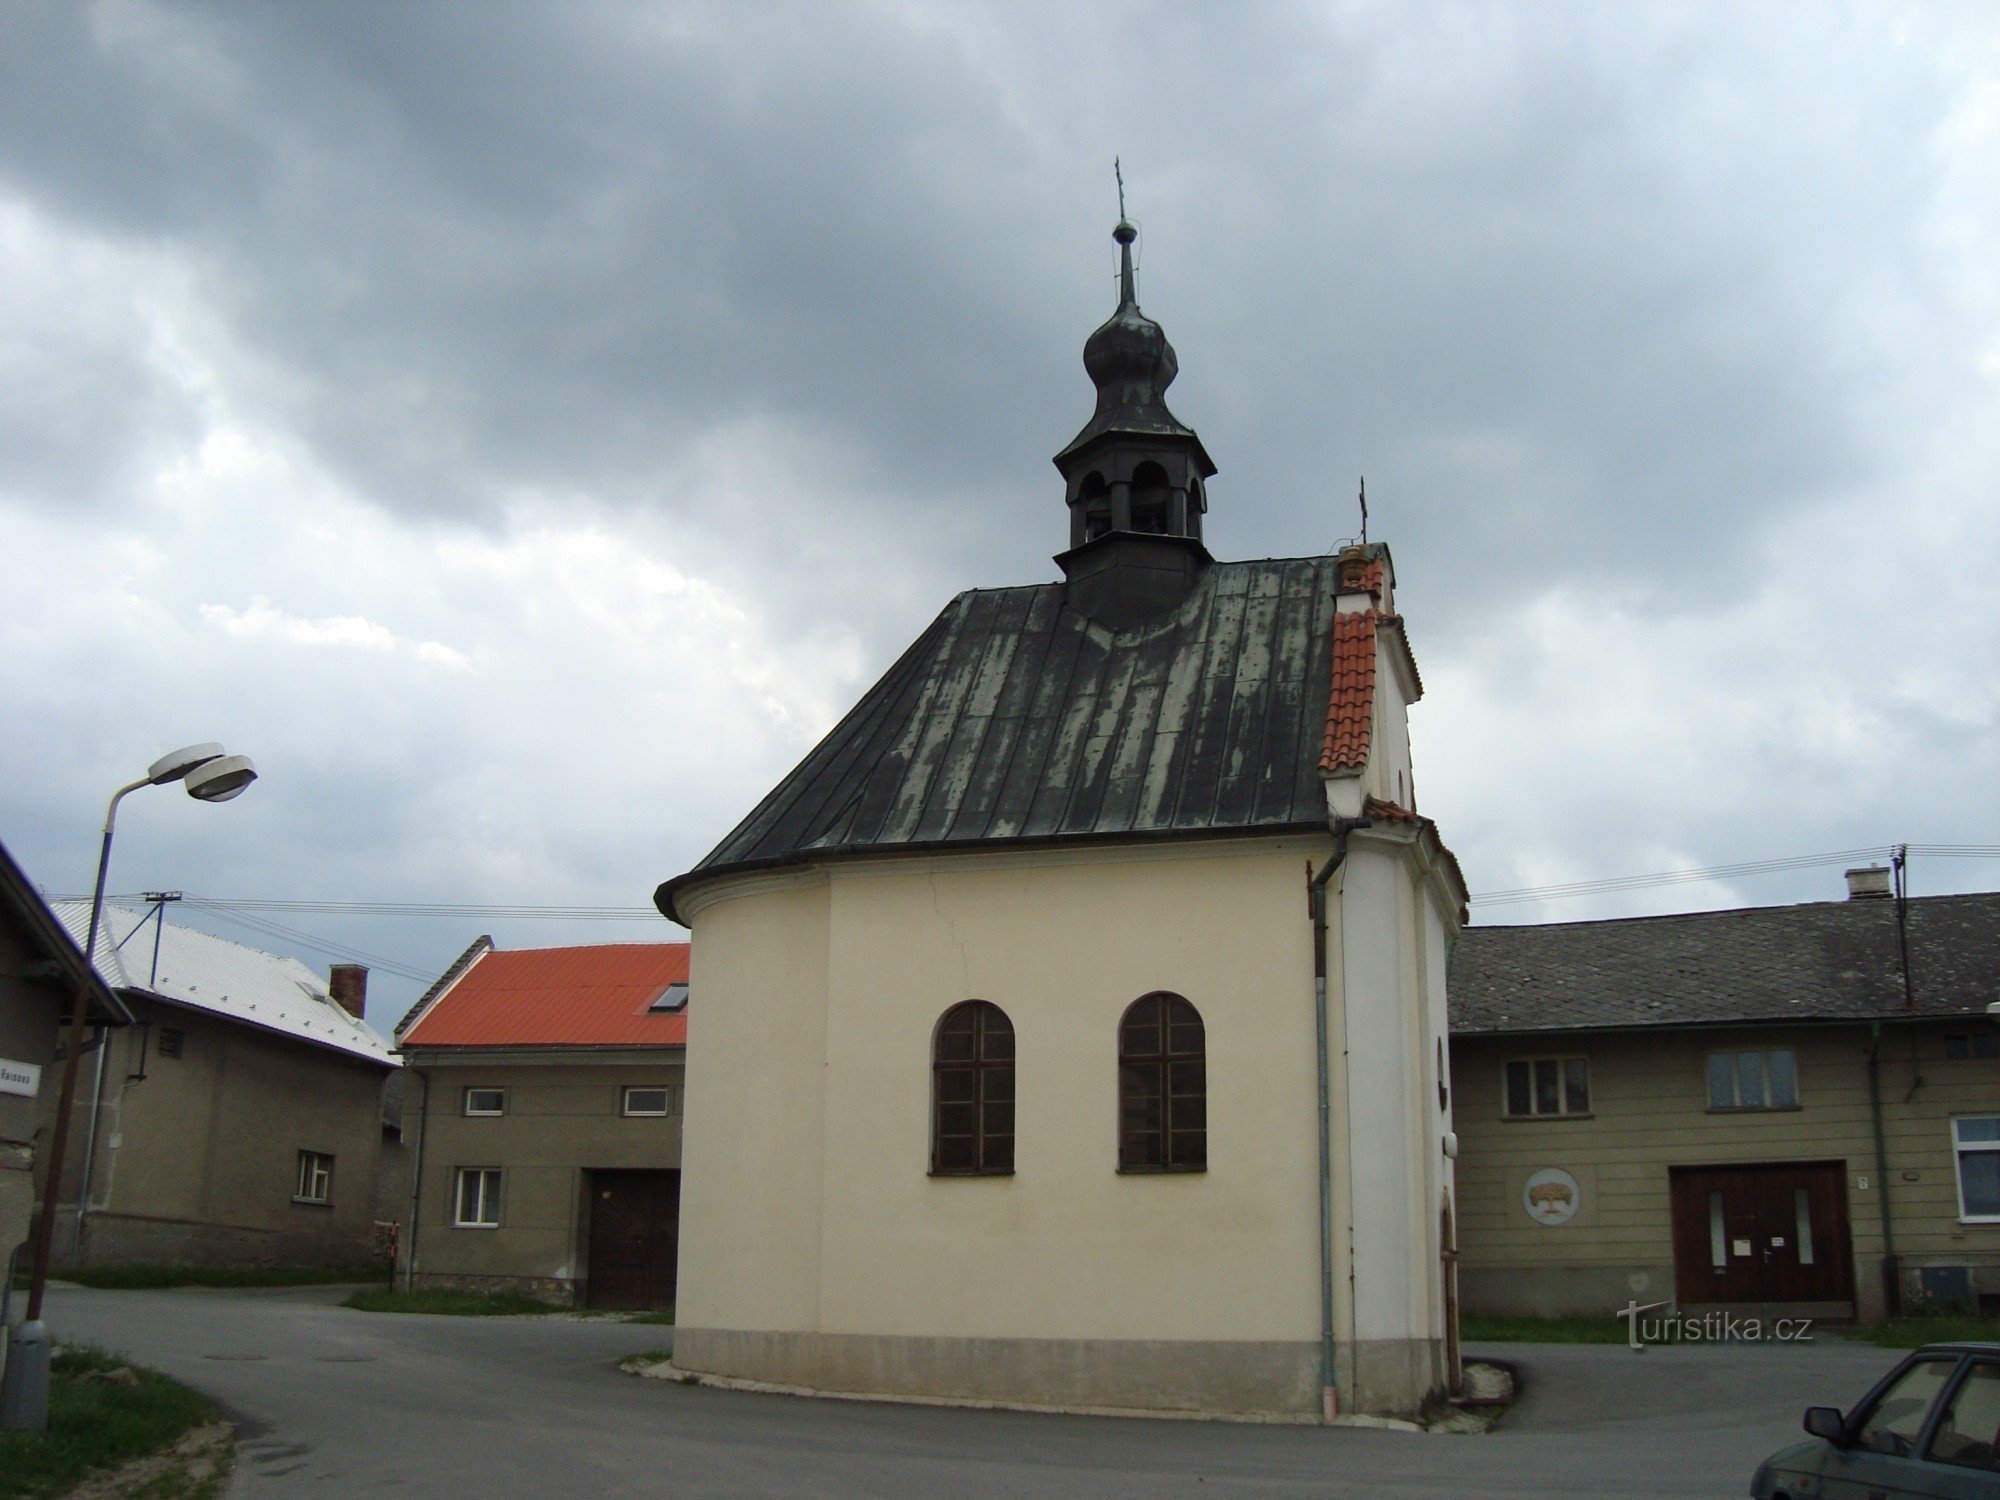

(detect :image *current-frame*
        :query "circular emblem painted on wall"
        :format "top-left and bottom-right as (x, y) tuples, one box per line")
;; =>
(1523, 1168), (1581, 1227)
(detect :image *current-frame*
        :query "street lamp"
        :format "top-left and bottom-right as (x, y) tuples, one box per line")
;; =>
(1, 744), (256, 1431)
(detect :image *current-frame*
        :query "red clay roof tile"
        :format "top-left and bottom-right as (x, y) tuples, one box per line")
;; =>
(1319, 611), (1377, 773)
(400, 942), (689, 1049)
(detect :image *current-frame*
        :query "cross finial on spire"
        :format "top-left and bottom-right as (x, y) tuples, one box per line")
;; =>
(1111, 159), (1137, 307)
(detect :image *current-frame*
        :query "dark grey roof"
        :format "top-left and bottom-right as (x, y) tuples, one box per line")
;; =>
(658, 555), (1349, 921)
(1449, 892), (2000, 1034)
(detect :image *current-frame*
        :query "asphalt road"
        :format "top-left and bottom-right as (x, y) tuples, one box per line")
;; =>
(37, 1286), (1902, 1498)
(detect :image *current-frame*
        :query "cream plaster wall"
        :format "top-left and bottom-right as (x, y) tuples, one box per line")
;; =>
(676, 832), (1459, 1415)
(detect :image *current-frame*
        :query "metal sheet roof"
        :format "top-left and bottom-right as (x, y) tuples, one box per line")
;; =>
(1448, 891), (2000, 1034)
(53, 901), (396, 1065)
(660, 554), (1353, 920)
(398, 943), (689, 1050)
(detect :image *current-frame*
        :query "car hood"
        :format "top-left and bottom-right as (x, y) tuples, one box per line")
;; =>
(1759, 1438), (1827, 1473)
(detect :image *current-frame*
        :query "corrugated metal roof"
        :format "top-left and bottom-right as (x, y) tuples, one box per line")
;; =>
(398, 942), (689, 1049)
(1448, 891), (2000, 1034)
(53, 901), (395, 1065)
(660, 553), (1358, 921)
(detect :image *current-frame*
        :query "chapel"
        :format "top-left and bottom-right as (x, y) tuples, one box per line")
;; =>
(656, 217), (1468, 1420)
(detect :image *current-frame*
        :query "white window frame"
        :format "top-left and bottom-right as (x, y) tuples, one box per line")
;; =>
(294, 1150), (333, 1205)
(463, 1087), (506, 1117)
(1502, 1056), (1591, 1119)
(1706, 1048), (1800, 1111)
(1952, 1116), (2000, 1224)
(621, 1085), (674, 1118)
(454, 1167), (503, 1228)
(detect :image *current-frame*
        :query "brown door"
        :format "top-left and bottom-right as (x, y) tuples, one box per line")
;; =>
(1670, 1161), (1853, 1306)
(586, 1170), (680, 1310)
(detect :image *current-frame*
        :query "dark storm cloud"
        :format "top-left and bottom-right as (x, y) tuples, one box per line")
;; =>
(1, 1), (1993, 1013)
(4, 1), (1955, 632)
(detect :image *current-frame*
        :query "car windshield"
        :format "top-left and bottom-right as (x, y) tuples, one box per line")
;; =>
(1854, 1358), (1957, 1458)
(1928, 1360), (2000, 1472)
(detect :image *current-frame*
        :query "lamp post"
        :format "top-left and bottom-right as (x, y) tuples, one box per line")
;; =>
(1, 744), (255, 1431)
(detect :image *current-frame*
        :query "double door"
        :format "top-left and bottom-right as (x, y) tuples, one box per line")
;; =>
(586, 1169), (680, 1310)
(1670, 1161), (1853, 1307)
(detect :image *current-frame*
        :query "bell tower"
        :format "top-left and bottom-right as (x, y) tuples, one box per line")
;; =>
(1054, 219), (1218, 629)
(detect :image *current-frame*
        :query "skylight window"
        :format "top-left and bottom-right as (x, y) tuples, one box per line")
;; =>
(648, 982), (689, 1013)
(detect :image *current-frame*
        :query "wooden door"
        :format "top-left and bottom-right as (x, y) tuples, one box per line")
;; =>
(1670, 1161), (1853, 1306)
(586, 1170), (681, 1310)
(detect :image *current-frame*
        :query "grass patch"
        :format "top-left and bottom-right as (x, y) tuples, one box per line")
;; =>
(1846, 1316), (2000, 1349)
(1459, 1314), (1633, 1344)
(0, 1346), (220, 1500)
(38, 1263), (389, 1291)
(343, 1287), (563, 1316)
(627, 1308), (676, 1325)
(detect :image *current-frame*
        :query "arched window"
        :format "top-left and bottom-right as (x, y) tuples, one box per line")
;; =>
(932, 1001), (1015, 1175)
(1129, 462), (1171, 535)
(1118, 993), (1205, 1172)
(1079, 472), (1112, 542)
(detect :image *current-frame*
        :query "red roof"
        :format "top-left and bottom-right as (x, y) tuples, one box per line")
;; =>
(400, 943), (689, 1049)
(1319, 611), (1377, 773)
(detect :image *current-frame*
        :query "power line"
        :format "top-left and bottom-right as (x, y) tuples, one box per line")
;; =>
(1471, 842), (2000, 907)
(101, 896), (663, 920)
(176, 899), (437, 983)
(65, 837), (1999, 926)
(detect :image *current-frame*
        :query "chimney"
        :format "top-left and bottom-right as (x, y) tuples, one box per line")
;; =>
(1845, 866), (1892, 901)
(328, 963), (369, 1019)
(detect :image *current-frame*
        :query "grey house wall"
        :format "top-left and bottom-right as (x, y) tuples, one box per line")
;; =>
(1450, 1021), (2000, 1321)
(0, 922), (66, 1273)
(52, 998), (395, 1268)
(401, 1053), (685, 1305)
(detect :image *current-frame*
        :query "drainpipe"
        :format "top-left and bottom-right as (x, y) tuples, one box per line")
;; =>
(401, 1067), (431, 1294)
(1310, 815), (1369, 1423)
(1866, 1023), (1900, 1318)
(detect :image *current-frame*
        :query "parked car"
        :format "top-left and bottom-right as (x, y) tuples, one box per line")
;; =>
(1751, 1342), (2000, 1498)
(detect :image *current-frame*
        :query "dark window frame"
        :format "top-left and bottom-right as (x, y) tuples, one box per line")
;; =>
(930, 1001), (1015, 1177)
(1503, 1056), (1591, 1119)
(1118, 992), (1207, 1173)
(1945, 1032), (2000, 1061)
(1705, 1048), (1800, 1112)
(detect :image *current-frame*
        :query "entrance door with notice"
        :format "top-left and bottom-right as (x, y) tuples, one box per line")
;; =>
(1669, 1161), (1854, 1310)
(586, 1169), (681, 1310)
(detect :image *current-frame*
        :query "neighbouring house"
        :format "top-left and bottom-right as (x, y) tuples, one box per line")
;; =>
(48, 898), (400, 1268)
(0, 841), (131, 1275)
(655, 219), (1468, 1420)
(393, 939), (689, 1308)
(1449, 870), (2000, 1324)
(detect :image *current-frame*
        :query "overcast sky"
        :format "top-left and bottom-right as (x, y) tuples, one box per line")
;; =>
(3, 1), (1996, 1033)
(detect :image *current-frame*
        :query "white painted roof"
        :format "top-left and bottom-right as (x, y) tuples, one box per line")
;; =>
(52, 901), (397, 1067)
